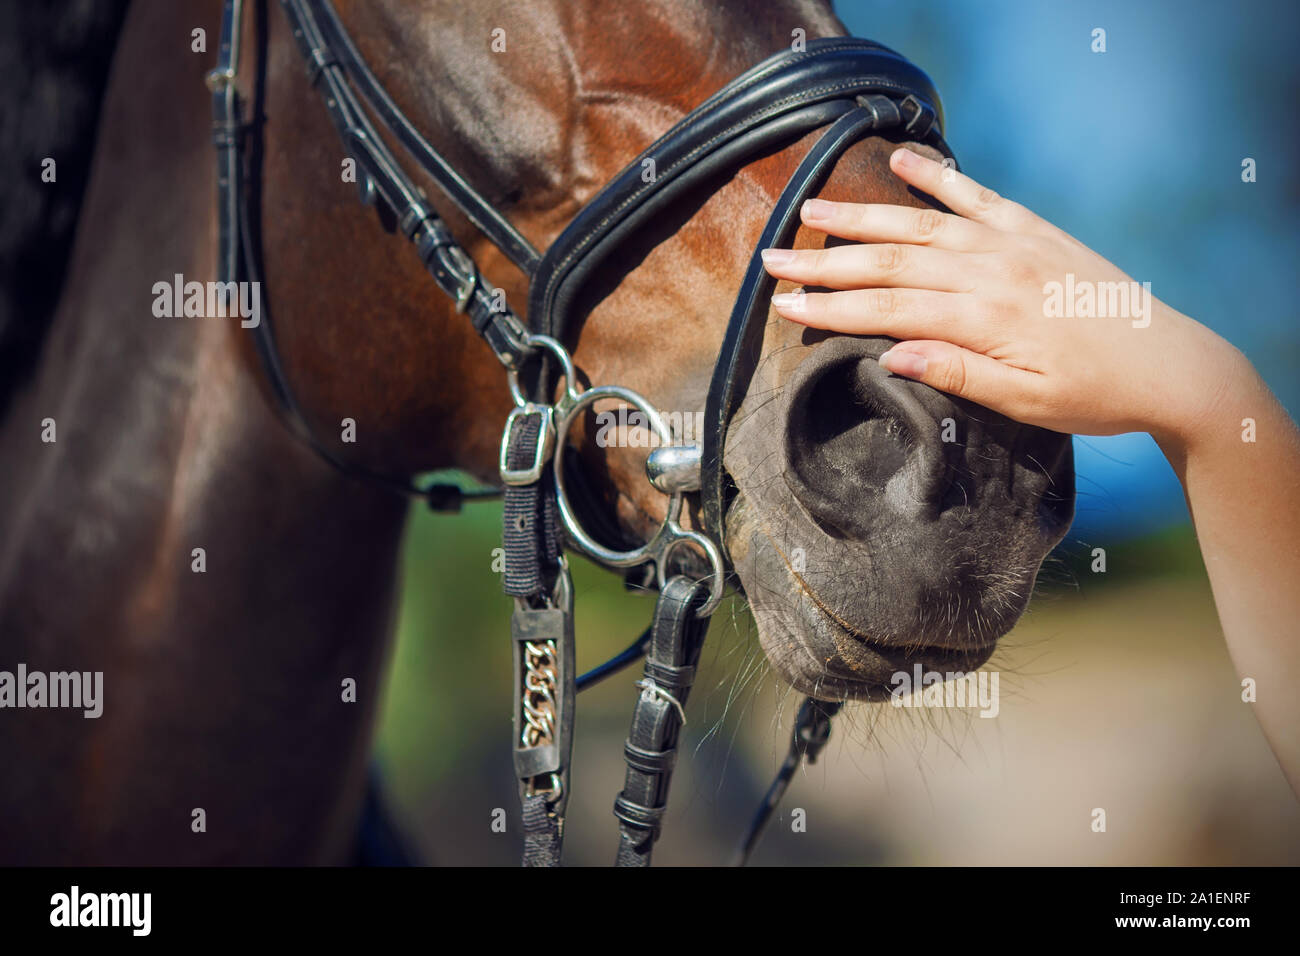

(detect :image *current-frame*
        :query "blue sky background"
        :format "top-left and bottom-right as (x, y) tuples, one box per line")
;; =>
(834, 0), (1300, 539)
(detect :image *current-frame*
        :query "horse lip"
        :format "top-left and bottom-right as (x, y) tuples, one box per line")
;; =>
(783, 615), (999, 701)
(727, 494), (1002, 701)
(788, 553), (1004, 657)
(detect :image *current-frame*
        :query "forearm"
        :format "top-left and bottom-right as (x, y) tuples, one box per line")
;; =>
(1157, 346), (1300, 794)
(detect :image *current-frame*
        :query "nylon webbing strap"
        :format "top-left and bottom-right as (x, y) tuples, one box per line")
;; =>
(613, 576), (711, 866)
(501, 410), (561, 597)
(503, 404), (569, 865)
(521, 793), (562, 866)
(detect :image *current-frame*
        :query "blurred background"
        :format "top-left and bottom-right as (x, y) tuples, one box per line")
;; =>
(374, 0), (1300, 865)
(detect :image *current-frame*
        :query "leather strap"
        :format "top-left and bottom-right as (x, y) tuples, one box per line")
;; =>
(212, 0), (513, 505)
(731, 696), (842, 866)
(700, 103), (938, 537)
(517, 36), (954, 536)
(511, 593), (575, 867)
(613, 576), (711, 866)
(289, 0), (541, 274)
(529, 37), (948, 351)
(210, 0), (242, 297)
(280, 0), (532, 370)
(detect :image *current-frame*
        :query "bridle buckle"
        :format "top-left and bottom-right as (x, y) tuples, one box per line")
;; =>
(499, 404), (556, 487)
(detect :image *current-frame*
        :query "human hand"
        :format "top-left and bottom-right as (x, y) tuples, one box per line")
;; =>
(760, 147), (1245, 448)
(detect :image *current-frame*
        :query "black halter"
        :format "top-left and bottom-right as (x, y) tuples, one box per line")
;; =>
(210, 0), (952, 866)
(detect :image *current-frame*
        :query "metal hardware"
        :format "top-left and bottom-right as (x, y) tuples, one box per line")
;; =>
(205, 0), (243, 92)
(646, 443), (702, 493)
(499, 404), (555, 487)
(634, 679), (687, 725)
(550, 383), (725, 617)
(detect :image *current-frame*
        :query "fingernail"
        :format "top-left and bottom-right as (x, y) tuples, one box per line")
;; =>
(802, 198), (834, 220)
(892, 148), (922, 169)
(760, 248), (795, 266)
(880, 348), (926, 377)
(771, 291), (807, 313)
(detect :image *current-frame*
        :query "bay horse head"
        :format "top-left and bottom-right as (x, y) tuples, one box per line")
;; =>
(257, 0), (1074, 700)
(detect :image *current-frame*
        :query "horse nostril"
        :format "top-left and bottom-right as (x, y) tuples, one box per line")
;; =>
(780, 337), (949, 538)
(1017, 424), (1076, 536)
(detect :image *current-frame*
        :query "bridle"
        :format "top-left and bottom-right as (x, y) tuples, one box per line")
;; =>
(208, 0), (953, 866)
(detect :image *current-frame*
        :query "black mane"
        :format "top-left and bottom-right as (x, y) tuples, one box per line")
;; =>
(0, 0), (129, 412)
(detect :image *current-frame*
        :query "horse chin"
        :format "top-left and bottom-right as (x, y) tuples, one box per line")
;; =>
(724, 494), (1003, 703)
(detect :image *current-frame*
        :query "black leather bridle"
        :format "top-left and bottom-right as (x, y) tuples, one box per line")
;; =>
(209, 0), (953, 866)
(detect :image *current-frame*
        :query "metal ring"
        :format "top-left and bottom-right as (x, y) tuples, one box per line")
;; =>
(506, 336), (725, 617)
(552, 385), (680, 568)
(552, 386), (725, 617)
(525, 773), (563, 803)
(507, 334), (578, 408)
(550, 556), (572, 610)
(654, 528), (725, 617)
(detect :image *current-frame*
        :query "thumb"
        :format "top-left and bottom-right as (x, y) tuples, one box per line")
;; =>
(878, 340), (1035, 414)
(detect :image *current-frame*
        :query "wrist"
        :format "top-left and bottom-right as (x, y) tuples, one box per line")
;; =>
(1149, 308), (1248, 455)
(1151, 329), (1256, 461)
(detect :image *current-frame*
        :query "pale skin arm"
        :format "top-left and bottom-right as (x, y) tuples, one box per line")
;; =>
(760, 147), (1300, 797)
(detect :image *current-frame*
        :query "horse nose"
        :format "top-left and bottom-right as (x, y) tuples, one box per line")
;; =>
(780, 336), (951, 537)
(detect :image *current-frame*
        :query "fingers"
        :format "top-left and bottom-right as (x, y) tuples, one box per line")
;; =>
(797, 198), (995, 251)
(770, 287), (986, 345)
(760, 242), (974, 293)
(889, 147), (1050, 236)
(878, 340), (1040, 413)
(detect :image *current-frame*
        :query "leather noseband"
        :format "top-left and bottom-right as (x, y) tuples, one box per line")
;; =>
(526, 38), (953, 538)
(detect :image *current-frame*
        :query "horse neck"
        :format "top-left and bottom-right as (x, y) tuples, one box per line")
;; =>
(0, 0), (409, 863)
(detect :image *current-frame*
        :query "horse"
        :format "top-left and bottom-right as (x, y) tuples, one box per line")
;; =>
(0, 0), (1073, 864)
